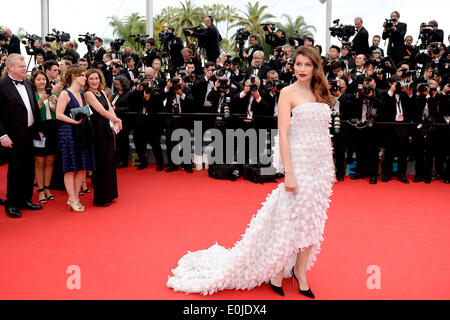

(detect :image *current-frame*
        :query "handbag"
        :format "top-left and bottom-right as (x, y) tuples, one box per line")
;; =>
(70, 105), (92, 120)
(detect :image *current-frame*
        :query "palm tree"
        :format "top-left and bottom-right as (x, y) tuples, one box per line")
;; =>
(108, 12), (146, 52)
(277, 14), (317, 38)
(171, 0), (204, 39)
(230, 1), (275, 56)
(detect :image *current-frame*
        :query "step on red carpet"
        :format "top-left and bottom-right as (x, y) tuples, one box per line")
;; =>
(0, 164), (449, 300)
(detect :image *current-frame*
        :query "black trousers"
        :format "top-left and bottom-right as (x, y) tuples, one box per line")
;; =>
(6, 136), (35, 207)
(432, 126), (449, 177)
(332, 123), (354, 177)
(382, 125), (411, 178)
(133, 117), (164, 166)
(115, 113), (132, 163)
(352, 125), (380, 178)
(412, 129), (434, 179)
(164, 116), (192, 167)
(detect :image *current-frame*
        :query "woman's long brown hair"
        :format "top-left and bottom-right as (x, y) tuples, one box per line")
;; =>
(294, 46), (334, 107)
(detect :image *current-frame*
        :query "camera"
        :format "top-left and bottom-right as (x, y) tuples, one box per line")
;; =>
(45, 87), (53, 95)
(171, 77), (183, 91)
(329, 19), (356, 42)
(138, 76), (154, 94)
(269, 79), (286, 91)
(110, 38), (126, 52)
(358, 84), (373, 96)
(384, 18), (397, 29)
(288, 31), (310, 48)
(274, 46), (284, 58)
(211, 66), (226, 78)
(329, 80), (340, 93)
(223, 96), (232, 119)
(418, 23), (435, 49)
(183, 25), (204, 37)
(430, 42), (441, 55)
(250, 76), (258, 92)
(158, 29), (175, 44)
(417, 82), (429, 93)
(78, 33), (95, 46)
(332, 110), (341, 133)
(0, 31), (8, 42)
(130, 34), (150, 48)
(235, 28), (251, 44)
(22, 33), (42, 47)
(218, 79), (229, 90)
(45, 29), (70, 43)
(261, 23), (276, 33)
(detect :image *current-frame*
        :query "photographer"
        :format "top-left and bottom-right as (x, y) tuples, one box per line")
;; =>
(181, 48), (202, 75)
(262, 70), (288, 129)
(141, 38), (161, 68)
(25, 38), (46, 62)
(43, 42), (57, 61)
(31, 53), (45, 73)
(233, 76), (269, 164)
(329, 79), (354, 181)
(382, 10), (407, 65)
(269, 45), (292, 74)
(339, 44), (356, 71)
(264, 25), (286, 54)
(242, 35), (264, 68)
(43, 60), (60, 87)
(323, 45), (341, 75)
(187, 16), (222, 63)
(369, 35), (384, 57)
(121, 47), (140, 66)
(93, 37), (106, 68)
(161, 76), (195, 173)
(129, 74), (165, 171)
(401, 35), (419, 66)
(423, 20), (444, 44)
(111, 75), (133, 168)
(350, 76), (384, 184)
(379, 74), (414, 183)
(410, 79), (440, 183)
(151, 57), (167, 81)
(0, 28), (21, 54)
(351, 17), (370, 55)
(160, 28), (184, 73)
(246, 50), (270, 80)
(120, 56), (139, 89)
(56, 41), (80, 63)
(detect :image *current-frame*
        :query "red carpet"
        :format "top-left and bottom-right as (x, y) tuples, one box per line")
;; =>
(0, 163), (449, 300)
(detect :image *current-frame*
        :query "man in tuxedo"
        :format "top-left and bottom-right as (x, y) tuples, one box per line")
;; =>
(181, 48), (202, 75)
(93, 37), (107, 68)
(121, 47), (140, 66)
(246, 51), (271, 81)
(0, 54), (43, 217)
(120, 57), (140, 89)
(382, 10), (407, 66)
(141, 38), (161, 68)
(56, 41), (80, 64)
(369, 35), (385, 57)
(43, 60), (60, 87)
(352, 17), (370, 55)
(189, 16), (222, 63)
(161, 77), (195, 172)
(242, 35), (264, 68)
(0, 28), (21, 54)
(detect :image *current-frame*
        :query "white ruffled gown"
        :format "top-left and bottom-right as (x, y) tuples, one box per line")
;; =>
(167, 102), (335, 295)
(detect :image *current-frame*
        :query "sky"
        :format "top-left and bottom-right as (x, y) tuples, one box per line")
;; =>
(2, 0), (450, 57)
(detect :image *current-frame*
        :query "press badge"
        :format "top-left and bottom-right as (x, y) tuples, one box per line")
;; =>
(445, 116), (449, 124)
(396, 113), (404, 121)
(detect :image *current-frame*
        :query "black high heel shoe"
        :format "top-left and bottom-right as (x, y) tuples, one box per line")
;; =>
(269, 281), (284, 296)
(291, 267), (315, 299)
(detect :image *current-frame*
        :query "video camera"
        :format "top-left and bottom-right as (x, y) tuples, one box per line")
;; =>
(235, 28), (251, 44)
(110, 38), (126, 52)
(418, 23), (435, 49)
(158, 29), (175, 44)
(130, 34), (150, 48)
(21, 33), (42, 47)
(384, 18), (397, 29)
(183, 25), (205, 37)
(261, 23), (276, 33)
(78, 33), (95, 46)
(329, 19), (356, 42)
(45, 29), (70, 43)
(288, 31), (312, 48)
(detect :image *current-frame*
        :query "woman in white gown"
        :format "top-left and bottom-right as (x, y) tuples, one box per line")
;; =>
(167, 45), (335, 298)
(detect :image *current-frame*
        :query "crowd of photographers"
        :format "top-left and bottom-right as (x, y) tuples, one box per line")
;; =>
(0, 10), (449, 185)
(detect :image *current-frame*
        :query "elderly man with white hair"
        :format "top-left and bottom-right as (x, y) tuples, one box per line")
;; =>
(0, 54), (43, 217)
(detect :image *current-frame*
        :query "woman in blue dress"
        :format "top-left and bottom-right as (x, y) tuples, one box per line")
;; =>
(55, 66), (96, 212)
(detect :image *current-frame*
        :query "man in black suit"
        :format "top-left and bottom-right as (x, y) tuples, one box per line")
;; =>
(25, 38), (46, 63)
(242, 35), (264, 68)
(265, 26), (287, 54)
(0, 54), (43, 217)
(369, 35), (385, 57)
(164, 28), (184, 74)
(120, 57), (140, 89)
(0, 28), (21, 54)
(43, 42), (58, 61)
(189, 16), (222, 63)
(161, 77), (195, 172)
(352, 17), (370, 55)
(92, 37), (107, 68)
(246, 51), (271, 81)
(382, 10), (407, 66)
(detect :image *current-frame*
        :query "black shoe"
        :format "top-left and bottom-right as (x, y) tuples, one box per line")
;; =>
(381, 176), (391, 182)
(432, 174), (441, 181)
(117, 162), (128, 168)
(5, 206), (21, 218)
(351, 174), (362, 180)
(0, 198), (5, 206)
(156, 164), (164, 171)
(165, 166), (178, 172)
(444, 179), (450, 184)
(137, 163), (148, 170)
(370, 177), (377, 184)
(413, 176), (423, 183)
(21, 201), (43, 210)
(398, 176), (410, 184)
(269, 281), (284, 296)
(291, 267), (315, 299)
(424, 178), (431, 184)
(183, 165), (193, 173)
(336, 175), (344, 181)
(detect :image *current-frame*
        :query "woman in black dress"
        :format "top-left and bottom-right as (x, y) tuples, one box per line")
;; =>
(83, 69), (122, 206)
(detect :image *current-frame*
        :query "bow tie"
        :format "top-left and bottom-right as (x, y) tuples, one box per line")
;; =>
(13, 79), (25, 86)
